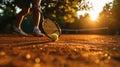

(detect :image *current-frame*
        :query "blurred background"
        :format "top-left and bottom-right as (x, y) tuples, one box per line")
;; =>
(0, 0), (120, 35)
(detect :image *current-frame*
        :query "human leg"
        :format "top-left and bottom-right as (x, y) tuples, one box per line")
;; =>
(13, 0), (30, 36)
(13, 8), (30, 36)
(31, 0), (44, 36)
(16, 8), (30, 29)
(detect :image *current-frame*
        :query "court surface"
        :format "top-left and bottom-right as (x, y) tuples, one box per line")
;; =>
(0, 34), (120, 67)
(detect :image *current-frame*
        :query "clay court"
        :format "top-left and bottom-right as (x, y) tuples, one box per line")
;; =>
(0, 34), (120, 67)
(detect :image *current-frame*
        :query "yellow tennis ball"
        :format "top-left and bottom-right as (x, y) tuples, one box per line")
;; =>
(50, 33), (58, 41)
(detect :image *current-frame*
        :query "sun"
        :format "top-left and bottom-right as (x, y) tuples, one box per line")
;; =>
(76, 10), (99, 21)
(90, 14), (98, 21)
(89, 10), (99, 21)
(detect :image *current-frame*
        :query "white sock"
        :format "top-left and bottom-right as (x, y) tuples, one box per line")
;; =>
(34, 26), (39, 30)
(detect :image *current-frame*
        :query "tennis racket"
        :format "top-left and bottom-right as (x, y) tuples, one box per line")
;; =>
(39, 9), (61, 41)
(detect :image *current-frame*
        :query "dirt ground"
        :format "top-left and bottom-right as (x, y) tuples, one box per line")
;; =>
(0, 34), (120, 67)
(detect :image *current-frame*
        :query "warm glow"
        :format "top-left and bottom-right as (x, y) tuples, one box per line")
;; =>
(89, 11), (99, 21)
(77, 10), (88, 18)
(77, 0), (113, 21)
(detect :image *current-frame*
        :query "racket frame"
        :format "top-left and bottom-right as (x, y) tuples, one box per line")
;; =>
(39, 8), (61, 40)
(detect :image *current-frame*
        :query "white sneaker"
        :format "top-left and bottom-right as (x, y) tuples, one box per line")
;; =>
(33, 28), (44, 36)
(12, 26), (28, 36)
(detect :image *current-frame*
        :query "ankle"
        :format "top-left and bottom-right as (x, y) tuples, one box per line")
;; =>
(34, 26), (39, 30)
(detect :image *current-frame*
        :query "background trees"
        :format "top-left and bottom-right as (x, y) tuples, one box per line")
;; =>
(0, 0), (120, 34)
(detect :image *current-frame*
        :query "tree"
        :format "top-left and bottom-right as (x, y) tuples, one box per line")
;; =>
(110, 0), (120, 34)
(0, 0), (85, 32)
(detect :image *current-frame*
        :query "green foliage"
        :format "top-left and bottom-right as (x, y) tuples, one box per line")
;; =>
(41, 0), (82, 23)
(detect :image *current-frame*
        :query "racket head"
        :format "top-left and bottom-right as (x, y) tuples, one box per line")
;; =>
(41, 18), (61, 40)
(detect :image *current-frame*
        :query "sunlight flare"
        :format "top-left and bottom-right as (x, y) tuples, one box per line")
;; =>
(77, 0), (113, 21)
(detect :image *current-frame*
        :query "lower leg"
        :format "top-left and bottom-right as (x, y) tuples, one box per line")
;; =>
(16, 8), (30, 29)
(31, 0), (42, 29)
(32, 9), (44, 36)
(16, 13), (25, 29)
(33, 10), (41, 29)
(13, 8), (30, 36)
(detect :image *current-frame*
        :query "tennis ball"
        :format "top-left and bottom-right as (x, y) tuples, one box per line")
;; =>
(50, 33), (58, 41)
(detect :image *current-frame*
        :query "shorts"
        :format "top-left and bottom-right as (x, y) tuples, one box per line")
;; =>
(14, 0), (41, 8)
(14, 0), (30, 8)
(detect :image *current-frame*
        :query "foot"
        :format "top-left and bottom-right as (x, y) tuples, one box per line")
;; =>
(12, 26), (28, 36)
(33, 28), (44, 37)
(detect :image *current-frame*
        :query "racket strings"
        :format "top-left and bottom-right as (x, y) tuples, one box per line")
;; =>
(42, 19), (60, 37)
